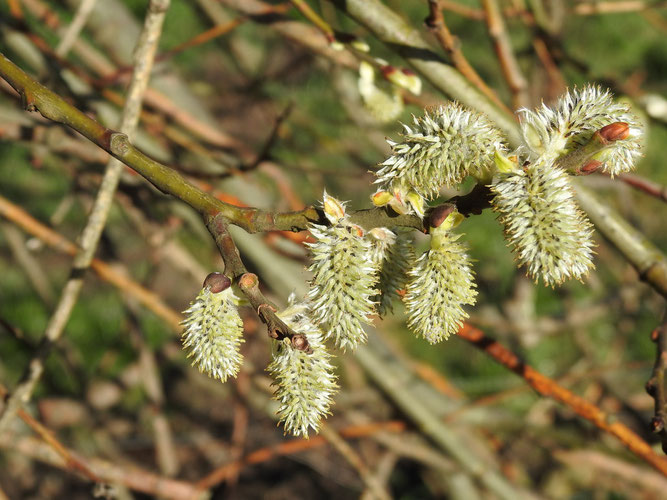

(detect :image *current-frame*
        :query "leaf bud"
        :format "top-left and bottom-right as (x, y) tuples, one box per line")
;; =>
(203, 272), (231, 293)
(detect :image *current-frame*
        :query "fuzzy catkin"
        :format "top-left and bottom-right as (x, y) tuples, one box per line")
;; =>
(376, 102), (506, 200)
(404, 233), (477, 343)
(307, 221), (377, 351)
(368, 228), (414, 316)
(491, 161), (595, 286)
(520, 85), (642, 175)
(269, 299), (338, 437)
(181, 287), (244, 382)
(358, 61), (404, 123)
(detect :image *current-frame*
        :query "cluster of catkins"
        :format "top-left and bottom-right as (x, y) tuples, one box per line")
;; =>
(181, 86), (642, 437)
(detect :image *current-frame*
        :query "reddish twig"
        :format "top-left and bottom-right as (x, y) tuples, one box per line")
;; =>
(0, 384), (100, 482)
(532, 36), (567, 98)
(196, 420), (406, 489)
(8, 0), (24, 19)
(425, 0), (512, 115)
(456, 323), (667, 476)
(646, 320), (667, 453)
(481, 0), (529, 109)
(617, 173), (667, 203)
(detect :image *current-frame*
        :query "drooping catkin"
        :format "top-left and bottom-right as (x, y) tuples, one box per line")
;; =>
(269, 298), (338, 437)
(306, 192), (377, 351)
(491, 160), (595, 286)
(404, 211), (477, 343)
(181, 274), (244, 382)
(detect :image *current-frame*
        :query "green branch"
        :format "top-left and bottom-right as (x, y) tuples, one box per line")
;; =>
(0, 52), (426, 233)
(575, 184), (667, 298)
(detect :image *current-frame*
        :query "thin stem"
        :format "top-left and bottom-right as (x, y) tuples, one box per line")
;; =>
(646, 317), (667, 453)
(481, 0), (529, 109)
(0, 0), (170, 432)
(204, 214), (306, 348)
(290, 0), (336, 43)
(574, 184), (667, 299)
(456, 323), (667, 475)
(425, 0), (512, 115)
(55, 0), (98, 57)
(327, 0), (523, 146)
(616, 172), (667, 203)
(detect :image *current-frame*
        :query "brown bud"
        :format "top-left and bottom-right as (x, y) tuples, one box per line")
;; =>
(379, 65), (397, 79)
(650, 416), (665, 433)
(238, 273), (259, 291)
(598, 122), (630, 143)
(578, 160), (603, 175)
(429, 204), (456, 229)
(291, 334), (311, 353)
(203, 272), (231, 293)
(651, 328), (660, 342)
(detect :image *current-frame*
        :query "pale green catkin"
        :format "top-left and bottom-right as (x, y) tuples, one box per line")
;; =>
(404, 231), (477, 343)
(376, 102), (506, 201)
(307, 193), (378, 351)
(181, 287), (244, 382)
(269, 298), (338, 437)
(491, 160), (595, 286)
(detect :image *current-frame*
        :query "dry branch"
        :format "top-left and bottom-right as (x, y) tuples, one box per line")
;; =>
(456, 323), (667, 475)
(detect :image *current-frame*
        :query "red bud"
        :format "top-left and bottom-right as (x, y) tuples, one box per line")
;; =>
(578, 160), (603, 175)
(598, 122), (629, 143)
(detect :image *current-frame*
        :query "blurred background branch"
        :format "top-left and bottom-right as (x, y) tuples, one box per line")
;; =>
(0, 0), (666, 498)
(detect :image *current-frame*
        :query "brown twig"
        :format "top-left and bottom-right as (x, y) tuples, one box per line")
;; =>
(616, 172), (667, 203)
(425, 0), (512, 115)
(456, 323), (667, 476)
(319, 425), (392, 500)
(481, 0), (529, 110)
(0, 434), (205, 499)
(646, 319), (667, 453)
(0, 194), (183, 330)
(0, 0), (171, 432)
(196, 420), (406, 489)
(7, 0), (23, 19)
(204, 214), (308, 348)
